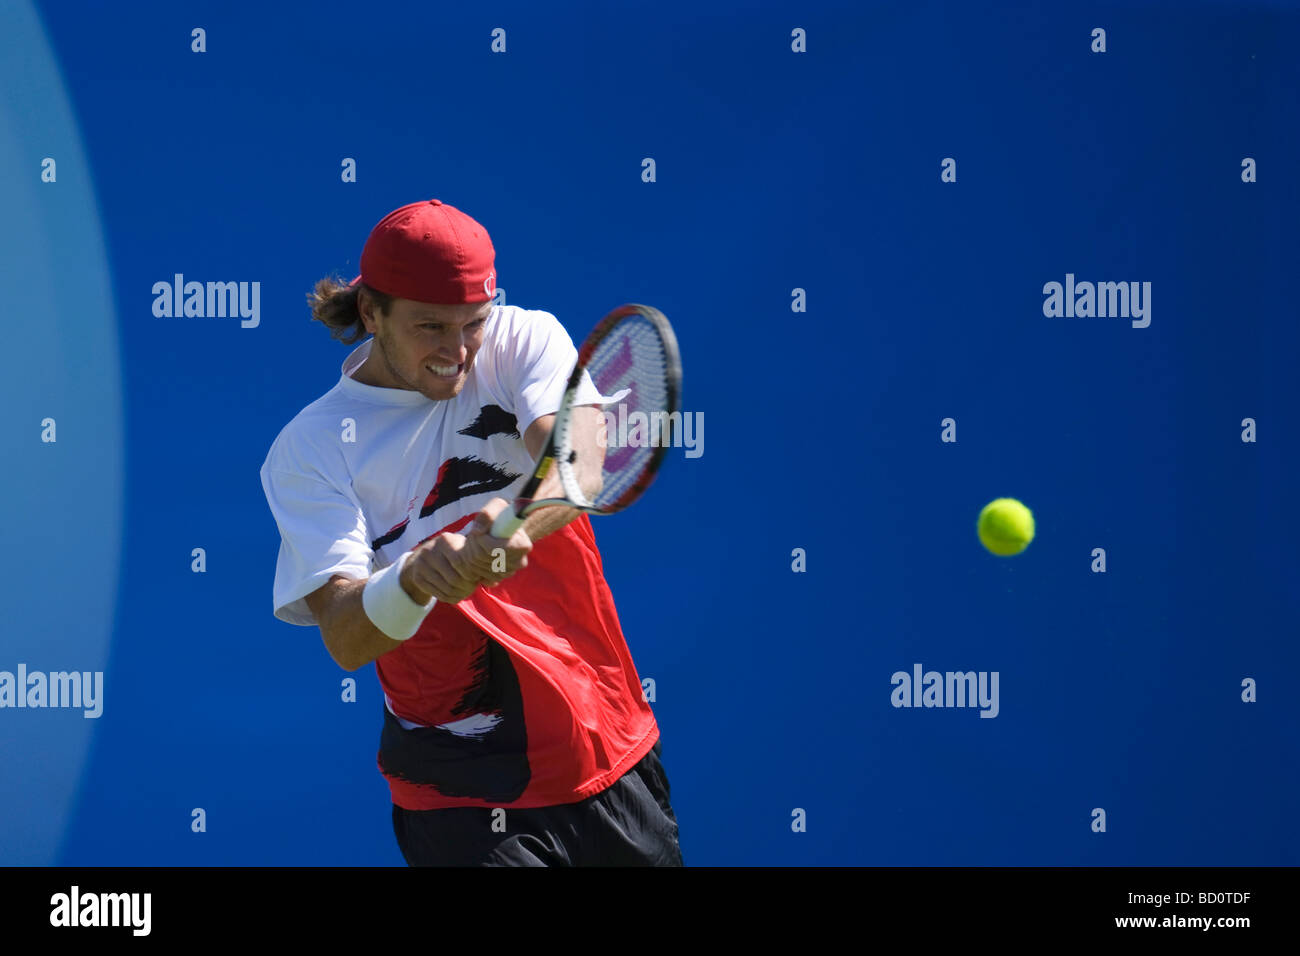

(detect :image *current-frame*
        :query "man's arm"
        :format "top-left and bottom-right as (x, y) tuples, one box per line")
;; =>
(452, 404), (607, 580)
(516, 404), (607, 542)
(305, 576), (407, 672)
(305, 529), (508, 672)
(311, 406), (605, 671)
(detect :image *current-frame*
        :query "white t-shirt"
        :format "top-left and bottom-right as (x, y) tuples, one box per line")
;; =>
(259, 304), (602, 628)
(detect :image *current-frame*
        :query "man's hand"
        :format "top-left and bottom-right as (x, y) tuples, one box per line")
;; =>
(459, 498), (532, 586)
(400, 500), (533, 605)
(399, 532), (481, 604)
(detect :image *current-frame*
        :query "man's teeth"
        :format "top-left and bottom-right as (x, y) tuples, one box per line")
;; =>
(428, 363), (459, 375)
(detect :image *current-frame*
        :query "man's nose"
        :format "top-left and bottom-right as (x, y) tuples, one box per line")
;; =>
(436, 330), (467, 356)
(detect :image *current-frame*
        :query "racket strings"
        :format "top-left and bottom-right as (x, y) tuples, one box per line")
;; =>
(582, 317), (674, 508)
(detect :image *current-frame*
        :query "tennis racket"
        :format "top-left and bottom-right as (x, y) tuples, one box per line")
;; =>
(489, 303), (683, 538)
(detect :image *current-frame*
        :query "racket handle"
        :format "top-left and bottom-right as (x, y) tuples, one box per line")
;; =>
(490, 506), (526, 538)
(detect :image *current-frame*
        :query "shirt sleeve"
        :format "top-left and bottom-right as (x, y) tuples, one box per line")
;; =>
(502, 310), (606, 436)
(260, 465), (373, 626)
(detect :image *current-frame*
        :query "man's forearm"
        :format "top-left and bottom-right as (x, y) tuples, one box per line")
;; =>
(513, 404), (604, 544)
(515, 458), (593, 542)
(519, 501), (582, 543)
(317, 576), (409, 671)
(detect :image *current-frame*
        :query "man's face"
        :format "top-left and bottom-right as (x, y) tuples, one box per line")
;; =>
(359, 294), (492, 401)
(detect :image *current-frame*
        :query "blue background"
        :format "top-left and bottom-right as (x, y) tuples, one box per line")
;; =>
(2, 0), (1296, 865)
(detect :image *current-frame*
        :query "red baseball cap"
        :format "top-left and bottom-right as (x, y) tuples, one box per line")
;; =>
(351, 199), (496, 304)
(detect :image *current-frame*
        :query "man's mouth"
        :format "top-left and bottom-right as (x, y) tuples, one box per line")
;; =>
(426, 362), (463, 379)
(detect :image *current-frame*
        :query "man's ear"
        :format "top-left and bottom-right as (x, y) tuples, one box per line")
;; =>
(357, 291), (377, 334)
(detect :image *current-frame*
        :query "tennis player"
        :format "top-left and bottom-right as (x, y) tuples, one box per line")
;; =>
(259, 199), (683, 866)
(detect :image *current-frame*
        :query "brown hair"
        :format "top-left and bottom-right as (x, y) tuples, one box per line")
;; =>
(306, 275), (397, 345)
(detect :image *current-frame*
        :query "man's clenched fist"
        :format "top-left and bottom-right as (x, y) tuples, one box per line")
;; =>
(398, 498), (533, 605)
(459, 498), (532, 586)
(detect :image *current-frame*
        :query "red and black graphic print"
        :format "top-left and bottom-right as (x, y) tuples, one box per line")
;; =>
(377, 624), (530, 803)
(370, 405), (523, 550)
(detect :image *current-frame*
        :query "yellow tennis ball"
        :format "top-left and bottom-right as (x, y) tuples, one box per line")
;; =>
(977, 498), (1035, 556)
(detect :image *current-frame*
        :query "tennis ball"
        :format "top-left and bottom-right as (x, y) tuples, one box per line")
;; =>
(977, 498), (1035, 556)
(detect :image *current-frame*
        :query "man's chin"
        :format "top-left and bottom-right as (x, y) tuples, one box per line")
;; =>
(421, 377), (464, 401)
(417, 360), (472, 400)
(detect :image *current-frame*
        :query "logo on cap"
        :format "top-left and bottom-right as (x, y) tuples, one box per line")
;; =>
(484, 269), (496, 297)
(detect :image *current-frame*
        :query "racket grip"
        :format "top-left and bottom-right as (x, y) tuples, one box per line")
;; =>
(490, 506), (526, 538)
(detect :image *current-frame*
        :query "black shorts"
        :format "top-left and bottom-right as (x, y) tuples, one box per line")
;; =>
(391, 738), (684, 866)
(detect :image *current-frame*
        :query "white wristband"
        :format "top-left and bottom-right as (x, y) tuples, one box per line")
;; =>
(362, 551), (436, 641)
